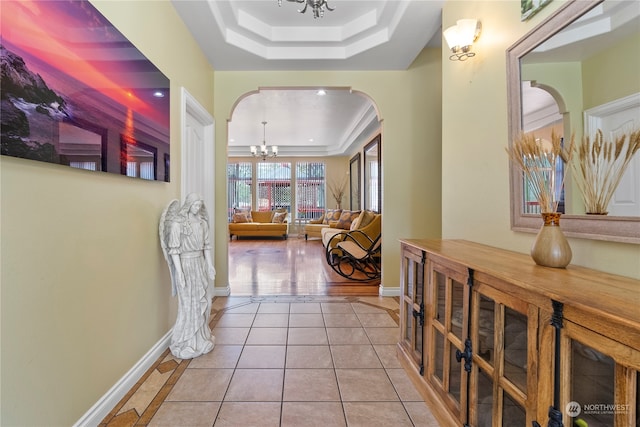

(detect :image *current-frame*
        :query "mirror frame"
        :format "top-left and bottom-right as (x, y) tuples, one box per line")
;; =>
(507, 0), (640, 244)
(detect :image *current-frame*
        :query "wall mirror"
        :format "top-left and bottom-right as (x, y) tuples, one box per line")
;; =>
(507, 0), (640, 243)
(350, 153), (361, 210)
(364, 134), (381, 213)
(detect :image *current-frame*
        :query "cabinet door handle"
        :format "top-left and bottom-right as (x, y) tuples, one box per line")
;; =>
(455, 338), (473, 372)
(412, 303), (424, 326)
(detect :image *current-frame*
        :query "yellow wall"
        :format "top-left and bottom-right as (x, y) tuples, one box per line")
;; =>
(0, 1), (214, 425)
(442, 0), (640, 278)
(582, 31), (640, 110)
(213, 47), (443, 293)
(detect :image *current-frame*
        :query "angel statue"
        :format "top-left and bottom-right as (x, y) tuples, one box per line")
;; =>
(159, 193), (216, 359)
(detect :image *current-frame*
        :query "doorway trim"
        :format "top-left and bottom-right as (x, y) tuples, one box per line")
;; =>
(180, 87), (221, 296)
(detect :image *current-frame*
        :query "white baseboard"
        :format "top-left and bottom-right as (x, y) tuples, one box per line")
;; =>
(213, 284), (231, 296)
(73, 330), (172, 427)
(379, 284), (401, 296)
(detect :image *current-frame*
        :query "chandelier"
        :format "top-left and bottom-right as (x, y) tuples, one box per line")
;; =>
(250, 121), (278, 161)
(278, 0), (335, 19)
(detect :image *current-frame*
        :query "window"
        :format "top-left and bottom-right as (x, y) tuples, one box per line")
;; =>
(227, 162), (252, 220)
(256, 162), (292, 212)
(296, 162), (326, 220)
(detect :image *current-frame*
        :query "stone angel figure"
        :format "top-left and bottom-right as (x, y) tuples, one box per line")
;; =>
(159, 193), (216, 359)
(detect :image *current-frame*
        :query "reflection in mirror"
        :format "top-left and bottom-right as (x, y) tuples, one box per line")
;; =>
(120, 136), (157, 181)
(364, 135), (381, 212)
(507, 0), (640, 243)
(349, 153), (361, 210)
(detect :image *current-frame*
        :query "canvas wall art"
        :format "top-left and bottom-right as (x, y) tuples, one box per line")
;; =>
(0, 0), (171, 181)
(521, 0), (553, 21)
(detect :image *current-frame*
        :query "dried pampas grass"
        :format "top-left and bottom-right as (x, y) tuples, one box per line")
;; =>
(506, 130), (574, 213)
(570, 129), (640, 214)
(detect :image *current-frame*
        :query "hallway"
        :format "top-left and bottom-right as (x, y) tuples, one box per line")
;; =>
(100, 296), (440, 426)
(100, 238), (439, 426)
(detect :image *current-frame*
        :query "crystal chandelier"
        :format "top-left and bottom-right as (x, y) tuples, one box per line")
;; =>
(250, 121), (278, 161)
(278, 0), (335, 19)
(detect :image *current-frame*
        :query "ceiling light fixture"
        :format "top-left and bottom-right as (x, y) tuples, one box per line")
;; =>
(443, 19), (482, 61)
(278, 0), (334, 19)
(250, 121), (278, 161)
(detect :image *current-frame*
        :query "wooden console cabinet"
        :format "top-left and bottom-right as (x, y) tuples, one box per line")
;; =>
(398, 239), (640, 427)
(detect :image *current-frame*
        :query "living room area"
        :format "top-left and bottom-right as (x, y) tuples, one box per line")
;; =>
(226, 89), (383, 296)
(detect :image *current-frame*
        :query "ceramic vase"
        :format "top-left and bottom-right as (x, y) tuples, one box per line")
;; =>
(531, 212), (572, 268)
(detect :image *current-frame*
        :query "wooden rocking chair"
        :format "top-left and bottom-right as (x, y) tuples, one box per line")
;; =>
(325, 230), (381, 281)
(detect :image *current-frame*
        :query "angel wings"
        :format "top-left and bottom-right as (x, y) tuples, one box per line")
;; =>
(159, 199), (181, 296)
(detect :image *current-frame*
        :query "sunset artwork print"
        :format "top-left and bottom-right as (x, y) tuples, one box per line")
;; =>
(0, 0), (171, 181)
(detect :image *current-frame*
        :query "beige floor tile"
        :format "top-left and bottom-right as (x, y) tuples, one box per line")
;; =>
(253, 313), (290, 327)
(237, 345), (286, 368)
(224, 302), (260, 313)
(386, 368), (424, 401)
(212, 297), (252, 311)
(357, 313), (398, 328)
(351, 302), (387, 314)
(290, 302), (322, 313)
(246, 327), (288, 345)
(289, 313), (325, 327)
(343, 402), (413, 427)
(323, 313), (362, 328)
(281, 402), (346, 427)
(326, 328), (370, 345)
(188, 345), (243, 369)
(335, 369), (399, 402)
(214, 313), (256, 327)
(211, 327), (250, 345)
(365, 327), (400, 344)
(167, 369), (233, 401)
(283, 368), (340, 401)
(321, 302), (355, 314)
(224, 369), (284, 401)
(403, 401), (441, 426)
(331, 345), (383, 369)
(214, 402), (281, 427)
(285, 345), (334, 369)
(287, 327), (328, 345)
(148, 401), (220, 427)
(358, 296), (400, 311)
(374, 344), (403, 369)
(257, 302), (291, 313)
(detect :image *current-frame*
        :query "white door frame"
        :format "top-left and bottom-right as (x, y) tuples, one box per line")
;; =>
(180, 87), (216, 290)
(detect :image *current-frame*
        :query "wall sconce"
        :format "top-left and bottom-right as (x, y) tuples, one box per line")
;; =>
(443, 19), (482, 61)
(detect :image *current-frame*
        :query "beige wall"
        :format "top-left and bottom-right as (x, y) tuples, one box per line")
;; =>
(0, 1), (214, 425)
(214, 47), (443, 293)
(442, 0), (640, 279)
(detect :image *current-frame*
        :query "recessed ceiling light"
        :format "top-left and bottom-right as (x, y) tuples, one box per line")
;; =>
(153, 91), (165, 98)
(316, 90), (326, 96)
(309, 138), (314, 142)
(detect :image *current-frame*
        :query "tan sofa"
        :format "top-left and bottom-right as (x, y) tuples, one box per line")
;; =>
(229, 210), (289, 240)
(304, 208), (352, 240)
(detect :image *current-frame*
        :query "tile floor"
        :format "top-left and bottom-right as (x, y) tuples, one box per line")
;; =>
(101, 295), (440, 426)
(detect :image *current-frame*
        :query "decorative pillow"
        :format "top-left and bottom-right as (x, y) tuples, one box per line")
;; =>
(358, 210), (376, 229)
(234, 208), (252, 222)
(336, 210), (361, 230)
(232, 212), (250, 223)
(350, 212), (363, 230)
(323, 209), (342, 224)
(272, 211), (287, 223)
(251, 210), (274, 223)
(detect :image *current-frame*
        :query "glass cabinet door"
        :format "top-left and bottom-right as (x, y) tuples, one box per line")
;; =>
(561, 323), (639, 427)
(427, 261), (470, 422)
(469, 287), (534, 427)
(400, 245), (425, 372)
